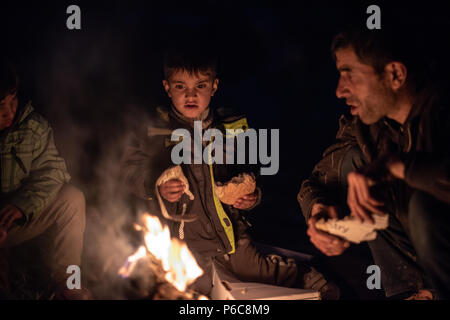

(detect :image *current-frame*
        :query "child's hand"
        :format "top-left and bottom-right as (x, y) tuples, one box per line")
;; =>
(159, 179), (186, 203)
(0, 227), (7, 245)
(233, 191), (257, 209)
(0, 204), (24, 244)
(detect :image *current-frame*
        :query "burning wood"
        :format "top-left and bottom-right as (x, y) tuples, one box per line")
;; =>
(118, 214), (207, 300)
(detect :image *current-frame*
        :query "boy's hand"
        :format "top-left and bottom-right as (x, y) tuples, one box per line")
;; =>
(0, 227), (6, 245)
(233, 191), (257, 209)
(159, 179), (186, 203)
(0, 204), (24, 245)
(307, 203), (350, 256)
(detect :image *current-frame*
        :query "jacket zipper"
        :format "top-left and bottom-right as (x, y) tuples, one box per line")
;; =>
(406, 123), (412, 152)
(11, 147), (27, 174)
(205, 164), (229, 254)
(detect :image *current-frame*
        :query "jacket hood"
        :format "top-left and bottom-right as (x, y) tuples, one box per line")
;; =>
(13, 100), (34, 127)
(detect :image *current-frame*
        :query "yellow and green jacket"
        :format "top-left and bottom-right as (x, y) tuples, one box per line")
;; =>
(120, 105), (261, 257)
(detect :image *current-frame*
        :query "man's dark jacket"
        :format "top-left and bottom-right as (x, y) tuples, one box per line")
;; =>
(298, 88), (450, 223)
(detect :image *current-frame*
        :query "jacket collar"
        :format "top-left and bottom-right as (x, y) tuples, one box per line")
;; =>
(15, 101), (34, 125)
(169, 104), (213, 129)
(379, 87), (434, 133)
(403, 87), (434, 127)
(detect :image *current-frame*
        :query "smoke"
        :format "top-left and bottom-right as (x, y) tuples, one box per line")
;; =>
(32, 26), (165, 299)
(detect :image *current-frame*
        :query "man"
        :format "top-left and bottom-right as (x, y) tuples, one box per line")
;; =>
(298, 28), (450, 299)
(0, 59), (88, 299)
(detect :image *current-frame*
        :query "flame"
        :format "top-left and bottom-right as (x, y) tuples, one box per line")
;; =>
(119, 214), (203, 293)
(118, 245), (147, 278)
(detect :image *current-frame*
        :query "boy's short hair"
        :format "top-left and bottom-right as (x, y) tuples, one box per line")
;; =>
(0, 58), (19, 101)
(163, 47), (218, 80)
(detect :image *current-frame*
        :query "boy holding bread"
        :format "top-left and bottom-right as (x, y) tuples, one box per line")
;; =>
(121, 46), (337, 298)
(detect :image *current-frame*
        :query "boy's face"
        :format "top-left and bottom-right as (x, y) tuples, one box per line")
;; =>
(0, 93), (18, 131)
(163, 69), (219, 119)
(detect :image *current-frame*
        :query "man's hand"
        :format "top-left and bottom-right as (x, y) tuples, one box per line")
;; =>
(0, 204), (24, 245)
(347, 171), (385, 224)
(386, 156), (405, 180)
(307, 203), (350, 256)
(159, 179), (186, 203)
(233, 191), (257, 209)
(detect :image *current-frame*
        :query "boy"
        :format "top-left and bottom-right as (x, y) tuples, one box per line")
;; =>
(0, 59), (88, 299)
(121, 49), (338, 298)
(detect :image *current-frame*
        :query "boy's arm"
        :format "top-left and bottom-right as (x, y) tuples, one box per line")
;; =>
(222, 112), (262, 211)
(120, 132), (163, 200)
(10, 123), (70, 223)
(120, 131), (195, 221)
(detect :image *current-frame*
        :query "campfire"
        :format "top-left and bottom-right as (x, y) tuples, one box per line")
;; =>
(118, 214), (206, 299)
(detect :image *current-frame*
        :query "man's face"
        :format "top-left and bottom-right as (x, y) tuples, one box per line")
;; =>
(335, 47), (394, 125)
(163, 69), (218, 119)
(0, 93), (18, 131)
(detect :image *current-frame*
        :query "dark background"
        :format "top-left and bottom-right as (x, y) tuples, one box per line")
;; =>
(2, 0), (450, 299)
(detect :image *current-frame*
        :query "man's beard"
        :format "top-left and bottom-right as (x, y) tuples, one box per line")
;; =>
(359, 85), (393, 125)
(359, 100), (383, 124)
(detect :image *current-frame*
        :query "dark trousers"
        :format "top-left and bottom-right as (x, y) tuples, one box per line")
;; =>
(190, 237), (299, 295)
(408, 191), (450, 299)
(341, 147), (450, 298)
(190, 236), (324, 296)
(0, 184), (86, 283)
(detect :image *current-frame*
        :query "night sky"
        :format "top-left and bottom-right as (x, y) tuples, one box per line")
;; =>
(2, 0), (450, 298)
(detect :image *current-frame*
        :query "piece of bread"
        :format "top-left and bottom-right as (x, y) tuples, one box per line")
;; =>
(155, 165), (198, 222)
(315, 214), (389, 243)
(214, 173), (256, 205)
(156, 165), (194, 200)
